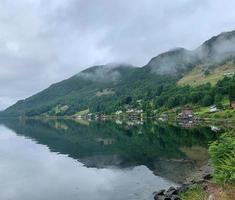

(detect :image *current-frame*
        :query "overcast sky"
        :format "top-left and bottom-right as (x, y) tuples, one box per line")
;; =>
(0, 0), (235, 110)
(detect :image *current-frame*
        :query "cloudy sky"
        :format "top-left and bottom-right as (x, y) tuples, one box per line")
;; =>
(0, 0), (235, 110)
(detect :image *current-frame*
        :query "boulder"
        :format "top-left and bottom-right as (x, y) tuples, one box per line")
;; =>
(166, 187), (178, 195)
(154, 186), (182, 200)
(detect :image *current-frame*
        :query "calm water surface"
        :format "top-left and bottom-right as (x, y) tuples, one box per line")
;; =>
(0, 119), (216, 200)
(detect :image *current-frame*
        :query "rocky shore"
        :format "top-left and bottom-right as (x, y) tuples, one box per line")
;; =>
(153, 163), (214, 200)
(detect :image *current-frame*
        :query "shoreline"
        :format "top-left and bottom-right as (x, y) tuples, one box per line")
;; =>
(153, 162), (214, 200)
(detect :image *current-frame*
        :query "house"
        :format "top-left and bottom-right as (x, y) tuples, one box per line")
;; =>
(182, 106), (193, 117)
(86, 113), (93, 120)
(224, 72), (235, 77)
(129, 112), (138, 120)
(126, 108), (143, 120)
(136, 109), (143, 114)
(158, 113), (168, 122)
(177, 106), (194, 121)
(115, 110), (123, 115)
(209, 105), (219, 113)
(177, 107), (194, 121)
(126, 109), (134, 113)
(210, 126), (221, 132)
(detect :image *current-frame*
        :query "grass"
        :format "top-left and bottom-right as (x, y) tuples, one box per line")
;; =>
(206, 110), (235, 121)
(195, 106), (209, 116)
(74, 109), (90, 116)
(219, 184), (235, 200)
(195, 105), (235, 121)
(180, 184), (235, 200)
(222, 96), (230, 106)
(178, 62), (235, 86)
(180, 185), (208, 200)
(96, 89), (115, 96)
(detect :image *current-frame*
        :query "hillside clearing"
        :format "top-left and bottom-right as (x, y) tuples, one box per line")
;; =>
(178, 62), (235, 86)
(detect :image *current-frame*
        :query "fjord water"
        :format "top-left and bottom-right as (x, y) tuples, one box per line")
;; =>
(0, 119), (216, 200)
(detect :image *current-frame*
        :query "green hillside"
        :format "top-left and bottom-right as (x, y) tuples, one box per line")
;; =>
(2, 65), (176, 116)
(2, 30), (235, 117)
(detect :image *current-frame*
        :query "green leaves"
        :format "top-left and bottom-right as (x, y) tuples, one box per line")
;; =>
(209, 133), (235, 184)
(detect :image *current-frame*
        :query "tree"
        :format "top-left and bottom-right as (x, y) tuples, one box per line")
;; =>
(190, 92), (202, 103)
(124, 96), (132, 104)
(215, 94), (223, 109)
(229, 85), (235, 104)
(201, 94), (214, 106)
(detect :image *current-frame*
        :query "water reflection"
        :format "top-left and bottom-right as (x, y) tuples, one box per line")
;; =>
(0, 119), (216, 200)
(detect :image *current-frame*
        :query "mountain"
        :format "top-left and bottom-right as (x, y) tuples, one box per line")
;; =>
(178, 31), (235, 86)
(144, 48), (198, 76)
(2, 30), (235, 117)
(77, 63), (135, 83)
(3, 63), (176, 116)
(196, 30), (235, 62)
(145, 30), (235, 76)
(3, 64), (138, 116)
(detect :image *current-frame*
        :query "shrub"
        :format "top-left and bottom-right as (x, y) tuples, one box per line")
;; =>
(209, 133), (235, 184)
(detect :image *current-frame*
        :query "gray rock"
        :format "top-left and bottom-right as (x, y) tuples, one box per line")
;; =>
(166, 187), (178, 195)
(154, 186), (183, 200)
(157, 189), (165, 195)
(154, 194), (165, 200)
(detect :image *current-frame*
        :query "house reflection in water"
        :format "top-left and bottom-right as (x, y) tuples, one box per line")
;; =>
(96, 138), (115, 145)
(177, 106), (203, 129)
(178, 120), (195, 129)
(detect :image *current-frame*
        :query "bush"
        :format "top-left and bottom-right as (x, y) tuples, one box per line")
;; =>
(209, 133), (235, 184)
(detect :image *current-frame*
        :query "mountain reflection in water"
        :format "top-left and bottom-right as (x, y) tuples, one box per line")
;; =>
(0, 119), (216, 184)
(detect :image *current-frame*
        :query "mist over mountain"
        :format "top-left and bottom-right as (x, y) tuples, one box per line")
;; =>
(145, 30), (235, 76)
(196, 30), (235, 62)
(1, 30), (235, 117)
(144, 48), (198, 75)
(77, 63), (135, 83)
